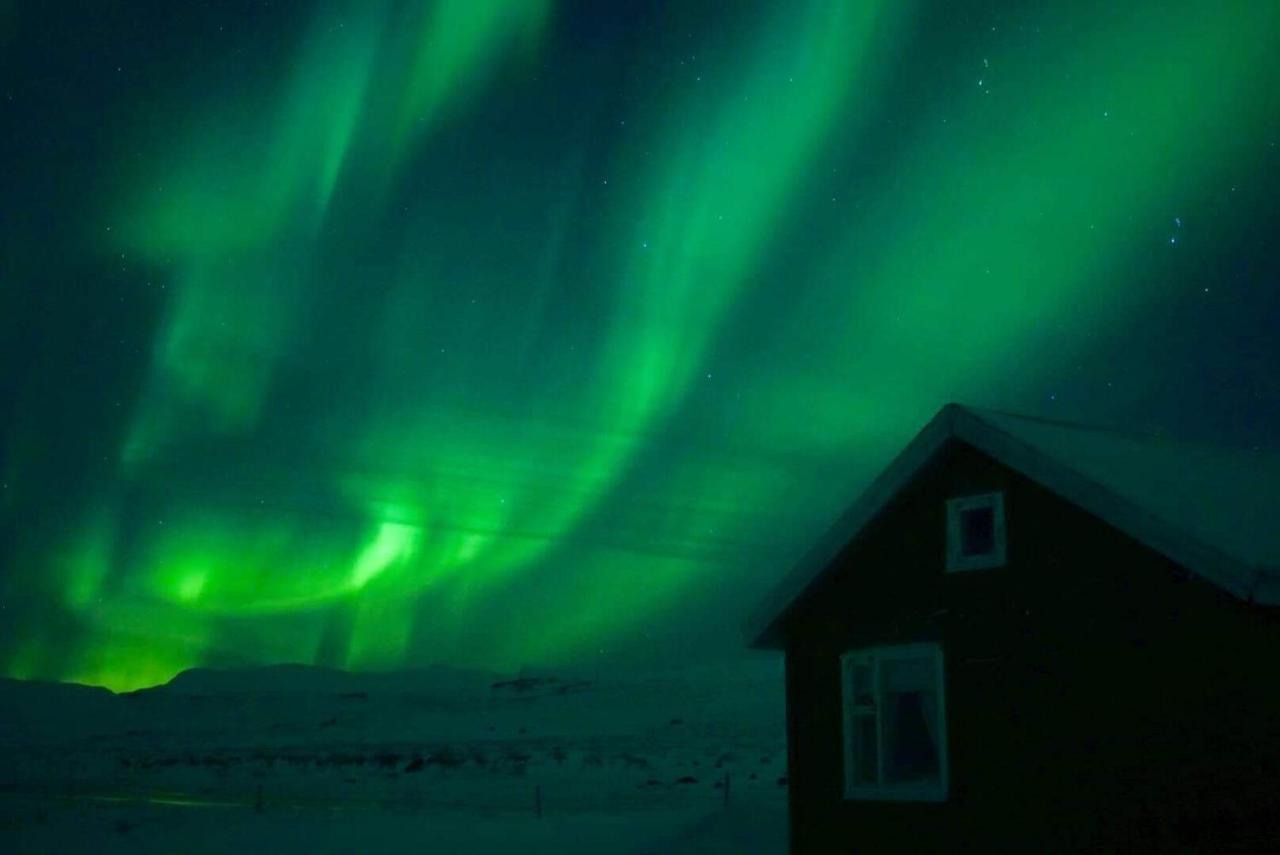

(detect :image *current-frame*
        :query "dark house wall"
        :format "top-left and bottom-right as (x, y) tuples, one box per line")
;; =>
(781, 440), (1280, 853)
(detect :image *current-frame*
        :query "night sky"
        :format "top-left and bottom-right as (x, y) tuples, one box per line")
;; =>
(2, 1), (1278, 691)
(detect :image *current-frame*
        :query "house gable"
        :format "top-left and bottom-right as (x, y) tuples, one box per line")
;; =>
(779, 438), (1246, 653)
(750, 404), (1280, 649)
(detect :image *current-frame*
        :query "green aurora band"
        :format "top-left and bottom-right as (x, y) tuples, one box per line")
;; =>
(3, 0), (1278, 689)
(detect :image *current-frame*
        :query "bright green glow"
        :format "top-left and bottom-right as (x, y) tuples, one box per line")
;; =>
(4, 0), (1278, 690)
(350, 0), (903, 614)
(391, 0), (551, 161)
(118, 4), (384, 260)
(61, 505), (116, 610)
(350, 522), (421, 589)
(117, 0), (550, 465)
(117, 2), (384, 462)
(336, 412), (618, 603)
(122, 258), (301, 459)
(754, 1), (1280, 455)
(343, 596), (416, 671)
(65, 630), (206, 694)
(175, 571), (207, 603)
(590, 0), (898, 444)
(137, 509), (368, 614)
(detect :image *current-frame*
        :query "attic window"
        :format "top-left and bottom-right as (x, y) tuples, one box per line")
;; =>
(841, 643), (948, 802)
(946, 492), (1006, 571)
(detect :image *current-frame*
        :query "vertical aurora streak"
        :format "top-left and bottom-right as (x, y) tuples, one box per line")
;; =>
(2, 0), (1278, 689)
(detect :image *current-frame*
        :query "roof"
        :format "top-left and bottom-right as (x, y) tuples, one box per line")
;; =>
(749, 404), (1280, 648)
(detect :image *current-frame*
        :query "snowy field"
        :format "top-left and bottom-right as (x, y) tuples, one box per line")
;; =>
(0, 659), (787, 852)
(0, 796), (787, 853)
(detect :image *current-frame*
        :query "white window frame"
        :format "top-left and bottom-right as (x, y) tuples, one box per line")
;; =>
(841, 642), (949, 802)
(946, 491), (1006, 572)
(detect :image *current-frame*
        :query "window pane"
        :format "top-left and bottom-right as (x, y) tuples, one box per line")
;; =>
(960, 506), (996, 556)
(881, 657), (941, 785)
(880, 656), (932, 693)
(851, 662), (875, 707)
(850, 713), (878, 785)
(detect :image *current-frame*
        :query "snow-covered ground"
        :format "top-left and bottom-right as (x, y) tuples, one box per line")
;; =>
(0, 796), (787, 854)
(0, 658), (788, 852)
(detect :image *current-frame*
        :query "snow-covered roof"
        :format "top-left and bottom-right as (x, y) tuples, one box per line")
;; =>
(749, 404), (1280, 648)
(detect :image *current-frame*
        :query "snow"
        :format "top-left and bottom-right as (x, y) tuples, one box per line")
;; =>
(0, 797), (787, 854)
(972, 407), (1280, 575)
(0, 659), (787, 852)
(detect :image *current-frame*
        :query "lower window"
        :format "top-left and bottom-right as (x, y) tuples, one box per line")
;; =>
(841, 642), (948, 801)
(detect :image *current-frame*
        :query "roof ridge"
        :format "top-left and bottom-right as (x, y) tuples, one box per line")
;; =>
(961, 405), (1166, 441)
(960, 404), (1279, 457)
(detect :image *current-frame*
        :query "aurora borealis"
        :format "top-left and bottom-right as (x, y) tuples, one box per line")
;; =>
(2, 1), (1278, 691)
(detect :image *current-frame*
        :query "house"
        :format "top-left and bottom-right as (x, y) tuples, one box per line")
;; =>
(749, 404), (1280, 852)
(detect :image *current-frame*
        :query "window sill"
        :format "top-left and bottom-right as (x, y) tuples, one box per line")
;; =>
(843, 784), (948, 803)
(946, 552), (1006, 572)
